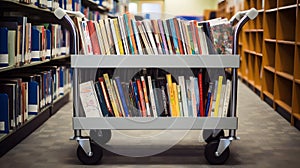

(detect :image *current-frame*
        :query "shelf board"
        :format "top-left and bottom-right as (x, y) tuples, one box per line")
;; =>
(256, 53), (263, 57)
(278, 4), (297, 11)
(293, 113), (300, 120)
(258, 9), (264, 13)
(265, 8), (278, 13)
(265, 39), (277, 43)
(71, 55), (240, 68)
(277, 40), (295, 45)
(257, 29), (264, 32)
(264, 66), (275, 73)
(73, 117), (238, 130)
(263, 91), (274, 100)
(248, 79), (255, 86)
(254, 84), (262, 91)
(275, 100), (292, 114)
(244, 49), (256, 55)
(244, 29), (261, 33)
(276, 71), (294, 81)
(295, 79), (300, 85)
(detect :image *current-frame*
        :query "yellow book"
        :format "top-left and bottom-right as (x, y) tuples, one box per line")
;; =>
(173, 83), (180, 117)
(166, 74), (176, 116)
(214, 76), (223, 117)
(113, 19), (124, 55)
(103, 73), (120, 117)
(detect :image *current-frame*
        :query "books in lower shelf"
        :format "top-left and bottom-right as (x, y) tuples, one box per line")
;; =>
(80, 70), (231, 118)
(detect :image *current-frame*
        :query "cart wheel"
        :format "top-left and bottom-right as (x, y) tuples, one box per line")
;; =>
(90, 129), (112, 145)
(77, 141), (103, 165)
(203, 129), (224, 143)
(204, 140), (230, 165)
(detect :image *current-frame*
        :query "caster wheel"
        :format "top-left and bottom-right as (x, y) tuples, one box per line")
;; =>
(77, 141), (103, 165)
(204, 140), (230, 165)
(203, 129), (224, 143)
(90, 129), (112, 145)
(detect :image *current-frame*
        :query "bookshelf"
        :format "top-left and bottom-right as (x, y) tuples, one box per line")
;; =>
(236, 0), (300, 129)
(0, 0), (112, 157)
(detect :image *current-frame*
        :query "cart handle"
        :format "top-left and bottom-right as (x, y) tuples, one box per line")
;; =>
(230, 8), (258, 24)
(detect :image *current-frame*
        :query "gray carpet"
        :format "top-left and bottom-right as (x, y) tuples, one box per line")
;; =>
(0, 81), (300, 168)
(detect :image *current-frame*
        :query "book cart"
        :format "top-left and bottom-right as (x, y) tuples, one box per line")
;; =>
(54, 8), (258, 165)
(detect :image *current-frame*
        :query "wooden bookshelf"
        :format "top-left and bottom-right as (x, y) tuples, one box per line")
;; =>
(238, 0), (300, 128)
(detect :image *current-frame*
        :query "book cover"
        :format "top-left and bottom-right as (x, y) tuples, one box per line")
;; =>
(81, 20), (93, 55)
(177, 85), (183, 117)
(109, 19), (120, 55)
(127, 14), (138, 54)
(222, 79), (232, 117)
(0, 21), (18, 66)
(131, 81), (141, 117)
(173, 83), (180, 117)
(0, 93), (9, 133)
(45, 29), (51, 59)
(123, 14), (134, 54)
(115, 77), (129, 117)
(93, 20), (106, 55)
(112, 79), (125, 117)
(205, 82), (214, 116)
(173, 18), (184, 54)
(31, 26), (41, 61)
(118, 16), (129, 55)
(94, 81), (109, 117)
(79, 80), (103, 117)
(136, 79), (147, 117)
(142, 20), (158, 55)
(0, 83), (17, 129)
(168, 19), (180, 54)
(104, 18), (116, 55)
(162, 20), (174, 54)
(185, 79), (193, 117)
(131, 18), (143, 55)
(198, 72), (205, 117)
(193, 77), (200, 117)
(151, 19), (163, 54)
(178, 76), (189, 117)
(188, 77), (197, 117)
(103, 73), (120, 117)
(98, 77), (114, 117)
(113, 18), (124, 55)
(214, 76), (223, 117)
(87, 20), (101, 55)
(147, 76), (158, 117)
(157, 19), (168, 54)
(166, 74), (176, 116)
(98, 19), (110, 55)
(0, 27), (9, 67)
(193, 20), (202, 54)
(141, 76), (151, 117)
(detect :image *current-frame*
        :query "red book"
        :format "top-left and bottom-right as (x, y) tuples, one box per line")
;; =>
(136, 79), (147, 117)
(193, 20), (202, 54)
(98, 77), (114, 116)
(87, 21), (101, 55)
(173, 18), (184, 54)
(198, 72), (204, 117)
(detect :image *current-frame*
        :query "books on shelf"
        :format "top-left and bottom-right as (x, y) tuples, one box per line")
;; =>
(88, 71), (231, 118)
(72, 13), (233, 56)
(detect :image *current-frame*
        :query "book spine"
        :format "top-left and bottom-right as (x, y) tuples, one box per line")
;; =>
(222, 79), (231, 117)
(99, 77), (114, 116)
(147, 76), (158, 117)
(103, 73), (120, 117)
(141, 76), (151, 116)
(136, 79), (147, 117)
(178, 76), (188, 117)
(214, 76), (223, 117)
(198, 72), (204, 117)
(112, 79), (125, 117)
(205, 82), (213, 116)
(115, 77), (130, 117)
(0, 27), (9, 67)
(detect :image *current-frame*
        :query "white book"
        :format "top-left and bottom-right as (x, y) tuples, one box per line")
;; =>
(147, 76), (158, 117)
(222, 79), (232, 117)
(80, 81), (102, 117)
(143, 20), (158, 55)
(81, 21), (94, 55)
(141, 76), (151, 116)
(99, 19), (110, 55)
(198, 25), (209, 55)
(178, 76), (189, 117)
(189, 76), (197, 117)
(104, 18), (115, 54)
(218, 84), (226, 117)
(110, 19), (120, 55)
(94, 21), (106, 55)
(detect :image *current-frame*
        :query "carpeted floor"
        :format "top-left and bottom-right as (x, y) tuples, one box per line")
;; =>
(0, 81), (299, 168)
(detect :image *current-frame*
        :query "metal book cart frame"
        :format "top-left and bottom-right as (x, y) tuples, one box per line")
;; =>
(54, 8), (258, 165)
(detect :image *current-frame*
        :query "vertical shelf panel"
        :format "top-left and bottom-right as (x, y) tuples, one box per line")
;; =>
(277, 8), (296, 42)
(274, 75), (293, 113)
(264, 11), (277, 39)
(265, 0), (277, 10)
(256, 0), (263, 10)
(278, 0), (297, 7)
(295, 45), (300, 82)
(297, 6), (300, 43)
(256, 32), (263, 53)
(250, 0), (257, 8)
(293, 83), (300, 119)
(256, 12), (264, 29)
(254, 56), (263, 90)
(263, 41), (276, 69)
(241, 51), (247, 77)
(262, 69), (275, 102)
(248, 53), (255, 84)
(244, 32), (250, 50)
(275, 43), (295, 77)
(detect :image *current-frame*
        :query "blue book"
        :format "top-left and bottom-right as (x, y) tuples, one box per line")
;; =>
(132, 81), (141, 117)
(0, 83), (17, 129)
(31, 27), (41, 62)
(115, 77), (129, 117)
(59, 67), (64, 95)
(0, 27), (9, 67)
(0, 93), (9, 133)
(194, 77), (200, 117)
(94, 81), (109, 117)
(168, 19), (180, 54)
(46, 29), (51, 59)
(28, 81), (39, 115)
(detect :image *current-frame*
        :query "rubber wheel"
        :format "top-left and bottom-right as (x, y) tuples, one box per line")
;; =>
(203, 129), (225, 143)
(90, 129), (112, 145)
(77, 141), (103, 165)
(204, 140), (230, 165)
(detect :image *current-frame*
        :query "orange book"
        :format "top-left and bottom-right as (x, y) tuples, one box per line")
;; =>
(166, 74), (176, 116)
(136, 79), (147, 117)
(126, 13), (138, 54)
(87, 20), (101, 55)
(193, 20), (202, 54)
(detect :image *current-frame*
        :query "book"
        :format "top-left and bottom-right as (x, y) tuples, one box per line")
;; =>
(93, 21), (105, 55)
(127, 14), (138, 54)
(143, 20), (158, 55)
(162, 20), (174, 54)
(103, 73), (120, 117)
(198, 72), (205, 117)
(136, 21), (153, 54)
(31, 26), (41, 61)
(79, 80), (102, 117)
(131, 81), (141, 116)
(222, 79), (232, 117)
(131, 18), (143, 55)
(178, 76), (189, 117)
(173, 83), (180, 117)
(136, 78), (147, 117)
(118, 16), (129, 55)
(173, 18), (184, 54)
(151, 19), (163, 54)
(113, 18), (124, 55)
(123, 14), (134, 54)
(0, 93), (9, 133)
(98, 77), (114, 116)
(0, 21), (18, 66)
(157, 19), (168, 54)
(94, 81), (110, 117)
(205, 82), (214, 116)
(141, 76), (151, 116)
(109, 19), (120, 55)
(112, 79), (125, 117)
(166, 74), (176, 116)
(81, 20), (94, 55)
(98, 19), (110, 55)
(168, 19), (180, 54)
(0, 83), (17, 129)
(87, 20), (101, 55)
(0, 27), (9, 67)
(115, 77), (129, 117)
(214, 76), (223, 117)
(147, 76), (158, 117)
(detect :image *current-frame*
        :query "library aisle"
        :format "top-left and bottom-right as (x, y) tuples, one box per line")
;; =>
(0, 81), (300, 167)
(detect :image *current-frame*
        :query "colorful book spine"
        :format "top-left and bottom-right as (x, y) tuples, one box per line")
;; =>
(103, 73), (120, 117)
(214, 76), (223, 117)
(132, 81), (141, 116)
(205, 82), (213, 116)
(168, 19), (180, 54)
(115, 77), (129, 117)
(136, 79), (147, 117)
(198, 72), (204, 117)
(178, 76), (188, 117)
(0, 27), (9, 67)
(147, 76), (158, 117)
(94, 81), (109, 117)
(123, 14), (134, 54)
(112, 79), (125, 117)
(99, 77), (114, 116)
